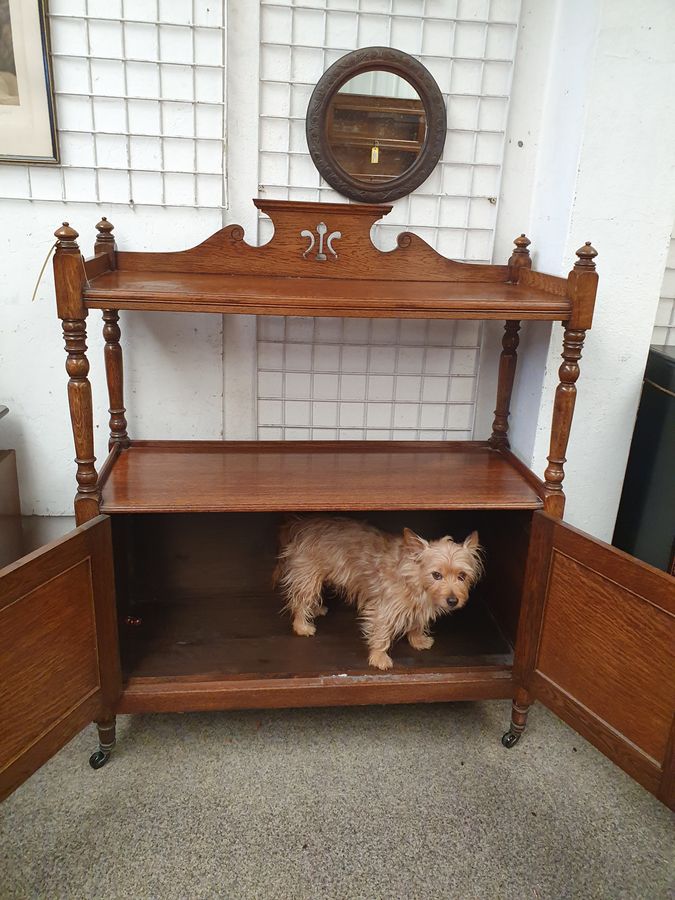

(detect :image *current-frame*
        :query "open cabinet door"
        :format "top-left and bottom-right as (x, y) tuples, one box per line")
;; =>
(0, 516), (121, 801)
(517, 511), (675, 808)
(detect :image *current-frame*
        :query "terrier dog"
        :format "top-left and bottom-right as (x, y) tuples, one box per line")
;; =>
(273, 517), (483, 670)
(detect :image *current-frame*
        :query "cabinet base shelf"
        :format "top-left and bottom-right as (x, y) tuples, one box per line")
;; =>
(118, 668), (514, 713)
(117, 589), (514, 713)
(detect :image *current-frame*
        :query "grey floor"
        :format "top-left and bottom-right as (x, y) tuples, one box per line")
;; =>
(1, 701), (673, 900)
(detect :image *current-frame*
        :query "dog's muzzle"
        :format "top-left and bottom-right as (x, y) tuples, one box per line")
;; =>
(446, 597), (458, 609)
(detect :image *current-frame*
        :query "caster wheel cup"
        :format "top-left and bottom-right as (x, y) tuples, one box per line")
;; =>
(502, 730), (520, 748)
(89, 750), (110, 769)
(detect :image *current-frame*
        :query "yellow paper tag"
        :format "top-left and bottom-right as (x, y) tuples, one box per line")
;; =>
(370, 145), (379, 164)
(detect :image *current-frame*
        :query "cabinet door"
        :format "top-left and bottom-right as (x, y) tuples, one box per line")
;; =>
(0, 516), (121, 801)
(517, 511), (675, 808)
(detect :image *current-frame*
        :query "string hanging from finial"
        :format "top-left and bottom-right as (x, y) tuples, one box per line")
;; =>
(30, 242), (58, 303)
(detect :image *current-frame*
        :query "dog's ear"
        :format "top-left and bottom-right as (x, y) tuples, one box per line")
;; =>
(463, 531), (485, 584)
(463, 531), (480, 549)
(403, 528), (428, 553)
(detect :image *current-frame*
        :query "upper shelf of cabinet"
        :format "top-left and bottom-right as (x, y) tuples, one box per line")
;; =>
(71, 199), (598, 324)
(83, 271), (570, 320)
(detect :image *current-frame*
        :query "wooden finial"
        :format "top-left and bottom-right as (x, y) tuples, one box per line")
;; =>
(54, 221), (79, 251)
(508, 233), (532, 282)
(574, 241), (597, 269)
(94, 216), (116, 265)
(95, 216), (115, 243)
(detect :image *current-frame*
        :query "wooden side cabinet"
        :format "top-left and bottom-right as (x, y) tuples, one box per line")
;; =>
(0, 517), (120, 800)
(1, 200), (673, 809)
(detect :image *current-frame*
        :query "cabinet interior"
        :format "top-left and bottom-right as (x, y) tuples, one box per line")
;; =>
(111, 510), (531, 683)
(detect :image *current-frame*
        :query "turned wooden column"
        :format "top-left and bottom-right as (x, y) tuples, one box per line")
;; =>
(95, 217), (128, 449)
(502, 686), (533, 747)
(102, 310), (129, 450)
(488, 235), (531, 450)
(543, 242), (598, 517)
(488, 320), (521, 449)
(54, 223), (100, 525)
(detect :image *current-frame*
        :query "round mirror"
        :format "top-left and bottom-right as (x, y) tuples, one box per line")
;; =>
(306, 48), (446, 203)
(329, 72), (427, 185)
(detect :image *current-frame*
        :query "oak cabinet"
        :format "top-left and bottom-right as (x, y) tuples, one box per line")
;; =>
(1, 200), (673, 809)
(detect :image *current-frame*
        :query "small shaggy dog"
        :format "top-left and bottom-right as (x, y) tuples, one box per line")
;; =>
(273, 516), (483, 670)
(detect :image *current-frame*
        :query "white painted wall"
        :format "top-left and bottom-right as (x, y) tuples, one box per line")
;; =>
(221, 0), (260, 440)
(474, 0), (561, 440)
(1, 2), (232, 514)
(482, 0), (601, 465)
(505, 0), (675, 540)
(653, 235), (675, 346)
(0, 201), (224, 515)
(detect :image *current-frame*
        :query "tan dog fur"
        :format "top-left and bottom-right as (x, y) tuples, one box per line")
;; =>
(273, 517), (483, 670)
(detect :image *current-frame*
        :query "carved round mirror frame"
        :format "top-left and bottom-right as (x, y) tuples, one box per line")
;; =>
(306, 47), (447, 203)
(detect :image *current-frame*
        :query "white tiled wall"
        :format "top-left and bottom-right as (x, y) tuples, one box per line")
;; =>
(652, 236), (675, 347)
(0, 1), (226, 208)
(256, 0), (521, 440)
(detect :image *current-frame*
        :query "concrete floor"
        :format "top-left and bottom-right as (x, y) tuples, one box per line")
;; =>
(1, 701), (673, 900)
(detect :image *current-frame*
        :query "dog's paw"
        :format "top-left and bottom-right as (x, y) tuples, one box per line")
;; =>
(408, 633), (434, 651)
(293, 620), (316, 637)
(369, 650), (393, 670)
(316, 604), (328, 617)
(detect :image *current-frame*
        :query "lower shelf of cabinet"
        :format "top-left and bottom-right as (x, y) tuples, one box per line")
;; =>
(116, 593), (514, 713)
(118, 668), (514, 713)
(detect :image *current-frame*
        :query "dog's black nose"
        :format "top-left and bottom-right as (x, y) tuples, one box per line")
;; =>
(447, 597), (458, 609)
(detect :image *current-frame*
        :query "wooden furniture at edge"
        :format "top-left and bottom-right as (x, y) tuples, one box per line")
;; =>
(1, 200), (673, 809)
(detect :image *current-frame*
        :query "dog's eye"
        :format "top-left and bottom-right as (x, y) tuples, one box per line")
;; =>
(457, 572), (467, 582)
(431, 571), (442, 580)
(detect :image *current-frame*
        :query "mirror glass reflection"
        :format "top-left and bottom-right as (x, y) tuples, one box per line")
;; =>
(326, 71), (427, 184)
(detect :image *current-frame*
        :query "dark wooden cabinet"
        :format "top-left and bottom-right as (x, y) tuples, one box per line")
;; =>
(1, 200), (673, 809)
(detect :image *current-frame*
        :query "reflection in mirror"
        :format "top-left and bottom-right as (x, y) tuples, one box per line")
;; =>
(327, 72), (427, 185)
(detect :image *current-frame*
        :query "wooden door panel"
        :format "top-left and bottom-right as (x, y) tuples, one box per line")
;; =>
(524, 512), (675, 807)
(0, 516), (120, 801)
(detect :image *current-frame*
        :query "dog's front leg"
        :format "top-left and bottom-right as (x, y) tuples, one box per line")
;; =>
(407, 628), (434, 651)
(365, 624), (395, 670)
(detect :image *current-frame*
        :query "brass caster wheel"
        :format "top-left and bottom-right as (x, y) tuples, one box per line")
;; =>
(89, 750), (110, 769)
(501, 730), (521, 748)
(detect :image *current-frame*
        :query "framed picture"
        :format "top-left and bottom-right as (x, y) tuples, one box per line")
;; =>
(0, 0), (59, 164)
